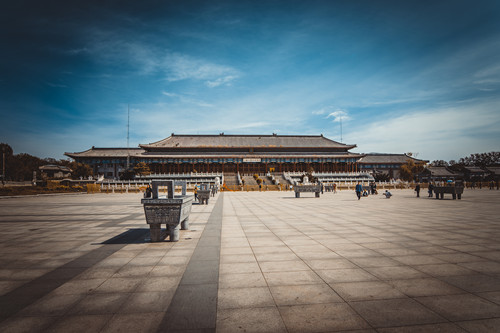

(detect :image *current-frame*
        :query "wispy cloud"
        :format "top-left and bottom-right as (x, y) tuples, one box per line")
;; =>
(350, 100), (500, 161)
(78, 30), (241, 87)
(161, 91), (179, 98)
(163, 53), (240, 87)
(206, 75), (238, 87)
(230, 121), (270, 130)
(474, 64), (500, 78)
(312, 108), (326, 115)
(161, 91), (213, 108)
(65, 47), (90, 55)
(45, 82), (67, 88)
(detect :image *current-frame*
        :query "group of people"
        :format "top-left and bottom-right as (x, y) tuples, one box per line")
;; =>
(414, 182), (434, 197)
(355, 181), (391, 200)
(415, 182), (439, 198)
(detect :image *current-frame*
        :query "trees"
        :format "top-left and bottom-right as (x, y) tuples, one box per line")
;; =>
(120, 169), (136, 180)
(399, 160), (425, 182)
(133, 162), (151, 177)
(458, 152), (500, 167)
(430, 160), (448, 167)
(373, 172), (390, 182)
(68, 162), (93, 179)
(1, 143), (97, 181)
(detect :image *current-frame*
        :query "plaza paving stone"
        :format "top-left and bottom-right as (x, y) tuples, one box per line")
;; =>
(0, 188), (499, 332)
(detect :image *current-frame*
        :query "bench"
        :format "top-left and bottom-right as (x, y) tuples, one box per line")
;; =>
(141, 180), (193, 242)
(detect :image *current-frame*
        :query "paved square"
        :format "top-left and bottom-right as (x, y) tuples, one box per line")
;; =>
(0, 189), (499, 332)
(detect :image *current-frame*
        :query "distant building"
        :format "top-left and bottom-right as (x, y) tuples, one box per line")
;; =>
(417, 166), (462, 182)
(485, 167), (500, 181)
(358, 153), (428, 179)
(462, 166), (489, 181)
(39, 165), (72, 179)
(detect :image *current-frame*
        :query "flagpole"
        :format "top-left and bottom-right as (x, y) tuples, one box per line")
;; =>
(340, 116), (343, 143)
(126, 104), (130, 170)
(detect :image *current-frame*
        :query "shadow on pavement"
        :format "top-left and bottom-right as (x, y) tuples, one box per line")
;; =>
(101, 228), (150, 244)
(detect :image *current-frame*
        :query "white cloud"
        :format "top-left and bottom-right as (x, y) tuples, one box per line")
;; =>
(312, 106), (351, 123)
(313, 106), (351, 123)
(326, 110), (350, 122)
(349, 100), (500, 161)
(161, 91), (179, 97)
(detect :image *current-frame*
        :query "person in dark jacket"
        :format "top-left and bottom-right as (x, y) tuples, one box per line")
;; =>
(415, 183), (420, 197)
(428, 183), (434, 197)
(355, 182), (363, 200)
(145, 184), (152, 198)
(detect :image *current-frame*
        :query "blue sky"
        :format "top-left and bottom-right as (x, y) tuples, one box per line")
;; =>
(1, 0), (499, 162)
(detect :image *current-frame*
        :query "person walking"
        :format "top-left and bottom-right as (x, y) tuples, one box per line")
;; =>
(355, 182), (363, 200)
(428, 183), (434, 197)
(415, 183), (420, 197)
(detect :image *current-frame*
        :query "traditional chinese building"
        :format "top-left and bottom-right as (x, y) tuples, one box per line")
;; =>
(39, 165), (72, 180)
(417, 166), (463, 182)
(65, 133), (364, 178)
(358, 153), (428, 179)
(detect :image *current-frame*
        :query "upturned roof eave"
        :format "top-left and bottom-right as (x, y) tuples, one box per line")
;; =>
(64, 147), (144, 158)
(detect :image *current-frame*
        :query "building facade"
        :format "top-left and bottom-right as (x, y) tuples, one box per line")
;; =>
(66, 134), (364, 178)
(65, 133), (427, 180)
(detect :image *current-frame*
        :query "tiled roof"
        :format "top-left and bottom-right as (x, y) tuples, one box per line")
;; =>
(463, 166), (487, 173)
(426, 167), (460, 177)
(140, 134), (355, 149)
(66, 147), (360, 159)
(486, 167), (500, 175)
(39, 165), (72, 172)
(359, 154), (427, 164)
(65, 148), (145, 158)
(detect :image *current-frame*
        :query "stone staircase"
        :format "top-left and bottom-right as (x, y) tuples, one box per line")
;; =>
(278, 174), (291, 185)
(224, 173), (239, 186)
(241, 175), (258, 186)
